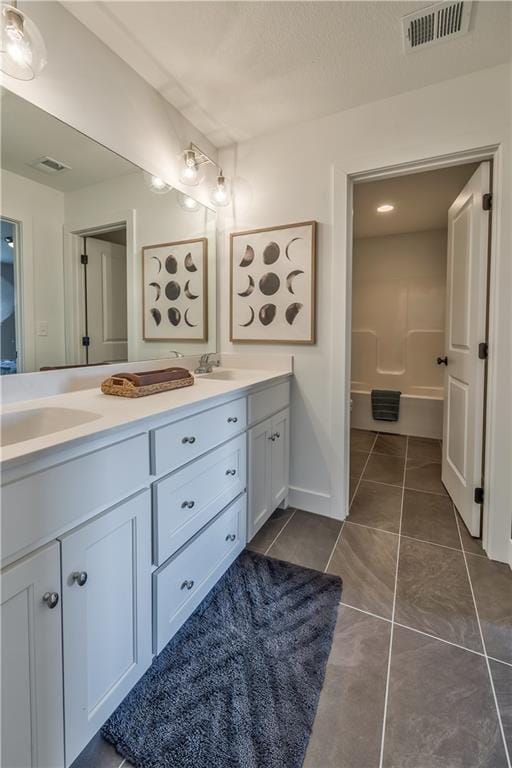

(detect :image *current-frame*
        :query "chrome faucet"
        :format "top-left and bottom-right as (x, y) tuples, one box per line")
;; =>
(195, 353), (215, 374)
(168, 350), (184, 358)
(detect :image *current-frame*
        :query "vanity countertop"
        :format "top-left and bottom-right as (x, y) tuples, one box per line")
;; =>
(0, 368), (291, 466)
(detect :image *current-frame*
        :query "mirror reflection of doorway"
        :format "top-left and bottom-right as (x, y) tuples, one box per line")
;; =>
(81, 227), (128, 365)
(0, 218), (19, 375)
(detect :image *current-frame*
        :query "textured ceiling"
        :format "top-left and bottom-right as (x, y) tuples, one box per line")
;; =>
(64, 1), (511, 147)
(1, 89), (136, 192)
(353, 163), (478, 239)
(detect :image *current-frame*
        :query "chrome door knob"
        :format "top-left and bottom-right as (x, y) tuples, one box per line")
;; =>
(225, 469), (236, 476)
(180, 580), (195, 590)
(71, 571), (88, 587)
(225, 534), (236, 542)
(227, 416), (238, 423)
(181, 436), (196, 444)
(181, 500), (195, 509)
(42, 591), (59, 609)
(436, 356), (448, 366)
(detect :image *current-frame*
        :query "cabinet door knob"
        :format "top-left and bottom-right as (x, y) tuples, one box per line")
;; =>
(268, 435), (276, 442)
(225, 468), (236, 476)
(225, 534), (236, 542)
(436, 356), (448, 366)
(71, 571), (88, 587)
(227, 416), (238, 423)
(275, 432), (280, 439)
(181, 436), (196, 444)
(180, 580), (195, 590)
(42, 591), (59, 609)
(181, 500), (195, 509)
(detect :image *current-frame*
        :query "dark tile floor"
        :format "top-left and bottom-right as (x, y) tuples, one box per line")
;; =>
(74, 428), (512, 768)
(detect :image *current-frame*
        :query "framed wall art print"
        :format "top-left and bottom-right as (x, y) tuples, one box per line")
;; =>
(143, 237), (208, 342)
(230, 220), (316, 344)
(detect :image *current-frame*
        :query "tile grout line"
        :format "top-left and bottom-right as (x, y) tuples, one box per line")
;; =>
(378, 434), (408, 768)
(326, 432), (380, 573)
(339, 600), (392, 624)
(263, 509), (296, 556)
(453, 505), (512, 768)
(361, 476), (449, 497)
(348, 432), (380, 511)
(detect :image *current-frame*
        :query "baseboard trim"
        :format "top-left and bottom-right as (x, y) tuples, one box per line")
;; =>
(288, 486), (338, 518)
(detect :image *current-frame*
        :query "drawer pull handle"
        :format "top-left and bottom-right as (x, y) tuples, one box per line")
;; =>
(225, 469), (236, 476)
(42, 591), (59, 609)
(71, 571), (88, 587)
(180, 580), (195, 590)
(227, 416), (238, 424)
(181, 436), (196, 444)
(181, 500), (195, 509)
(225, 534), (236, 542)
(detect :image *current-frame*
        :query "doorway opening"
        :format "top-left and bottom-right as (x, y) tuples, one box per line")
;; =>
(349, 161), (491, 546)
(0, 217), (20, 374)
(79, 226), (128, 365)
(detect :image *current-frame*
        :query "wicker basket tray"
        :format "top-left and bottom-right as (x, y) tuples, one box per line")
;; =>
(101, 368), (194, 398)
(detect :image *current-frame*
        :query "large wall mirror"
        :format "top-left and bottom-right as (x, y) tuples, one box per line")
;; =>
(0, 88), (216, 375)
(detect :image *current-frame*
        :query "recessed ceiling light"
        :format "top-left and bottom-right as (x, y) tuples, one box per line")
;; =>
(377, 203), (395, 213)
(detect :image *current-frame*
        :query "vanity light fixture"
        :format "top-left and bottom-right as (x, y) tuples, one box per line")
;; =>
(179, 142), (232, 207)
(0, 1), (47, 80)
(377, 203), (395, 213)
(178, 192), (200, 212)
(143, 172), (172, 195)
(209, 172), (230, 208)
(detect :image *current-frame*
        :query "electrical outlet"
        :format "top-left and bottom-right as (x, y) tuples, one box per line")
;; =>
(37, 321), (48, 337)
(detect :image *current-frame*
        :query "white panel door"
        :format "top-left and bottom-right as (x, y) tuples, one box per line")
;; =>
(86, 237), (128, 364)
(442, 162), (490, 536)
(1, 542), (64, 768)
(60, 491), (152, 766)
(248, 417), (273, 540)
(270, 408), (290, 511)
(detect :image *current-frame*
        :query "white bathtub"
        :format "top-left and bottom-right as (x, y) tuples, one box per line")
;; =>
(351, 386), (444, 439)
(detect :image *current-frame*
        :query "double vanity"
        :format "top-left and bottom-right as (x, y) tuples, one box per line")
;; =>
(0, 364), (291, 767)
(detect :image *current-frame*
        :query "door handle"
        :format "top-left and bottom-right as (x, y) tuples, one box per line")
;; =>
(436, 356), (448, 366)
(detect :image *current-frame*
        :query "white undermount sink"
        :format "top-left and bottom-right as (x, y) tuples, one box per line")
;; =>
(0, 407), (101, 447)
(199, 368), (263, 381)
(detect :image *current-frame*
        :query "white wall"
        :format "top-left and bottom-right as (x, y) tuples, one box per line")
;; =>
(1, 2), (218, 205)
(218, 64), (511, 562)
(0, 169), (65, 371)
(352, 230), (447, 394)
(65, 173), (216, 361)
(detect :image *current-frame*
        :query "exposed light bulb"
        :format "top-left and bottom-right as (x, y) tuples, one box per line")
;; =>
(4, 236), (14, 248)
(179, 148), (204, 186)
(1, 6), (46, 80)
(178, 192), (200, 212)
(209, 173), (231, 207)
(377, 203), (395, 213)
(143, 172), (172, 194)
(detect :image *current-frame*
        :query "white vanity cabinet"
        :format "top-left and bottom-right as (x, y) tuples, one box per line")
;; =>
(1, 542), (65, 768)
(247, 381), (291, 540)
(0, 371), (291, 768)
(59, 491), (152, 766)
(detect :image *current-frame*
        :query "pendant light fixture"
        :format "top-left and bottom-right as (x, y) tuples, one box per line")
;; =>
(179, 142), (232, 208)
(0, 2), (47, 80)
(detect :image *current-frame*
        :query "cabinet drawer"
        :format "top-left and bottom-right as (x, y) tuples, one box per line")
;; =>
(1, 433), (148, 564)
(153, 493), (246, 654)
(248, 381), (290, 426)
(151, 398), (246, 476)
(153, 434), (246, 565)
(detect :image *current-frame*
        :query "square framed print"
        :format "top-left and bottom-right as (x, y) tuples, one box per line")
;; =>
(142, 237), (208, 342)
(230, 221), (316, 344)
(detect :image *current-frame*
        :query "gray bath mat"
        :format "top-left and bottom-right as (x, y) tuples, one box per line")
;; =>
(102, 550), (342, 768)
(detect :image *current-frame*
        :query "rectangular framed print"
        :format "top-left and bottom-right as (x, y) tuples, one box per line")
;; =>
(230, 220), (316, 344)
(143, 237), (208, 342)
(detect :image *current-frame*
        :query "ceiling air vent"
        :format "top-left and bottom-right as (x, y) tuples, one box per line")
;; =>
(402, 1), (472, 52)
(30, 156), (71, 174)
